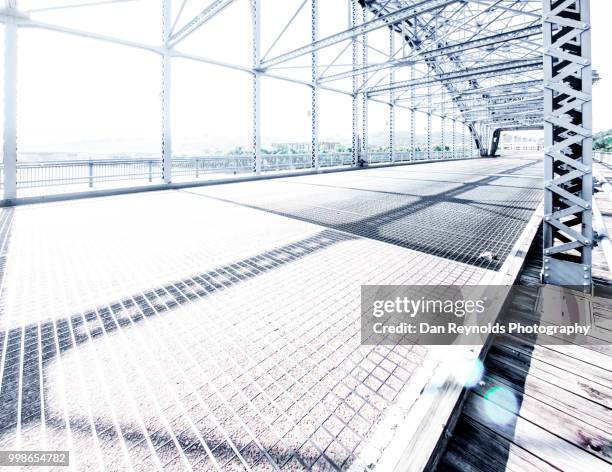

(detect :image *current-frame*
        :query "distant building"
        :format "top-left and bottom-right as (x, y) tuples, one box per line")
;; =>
(501, 134), (544, 152)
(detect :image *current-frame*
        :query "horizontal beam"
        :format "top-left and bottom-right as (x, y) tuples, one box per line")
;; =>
(0, 12), (256, 75)
(320, 24), (542, 83)
(0, 10), (165, 53)
(460, 98), (543, 114)
(366, 59), (543, 95)
(406, 91), (543, 109)
(261, 0), (459, 69)
(452, 79), (543, 98)
(24, 0), (139, 13)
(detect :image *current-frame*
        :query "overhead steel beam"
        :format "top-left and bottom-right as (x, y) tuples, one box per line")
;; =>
(461, 100), (544, 116)
(25, 0), (138, 13)
(168, 0), (235, 48)
(261, 0), (459, 69)
(366, 59), (543, 95)
(0, 10), (164, 54)
(0, 9), (260, 78)
(451, 79), (543, 97)
(320, 24), (542, 84)
(543, 0), (593, 287)
(414, 92), (544, 110)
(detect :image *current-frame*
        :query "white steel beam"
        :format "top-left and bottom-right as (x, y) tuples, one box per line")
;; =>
(389, 26), (395, 163)
(366, 59), (543, 95)
(361, 5), (368, 163)
(351, 0), (359, 167)
(310, 0), (319, 170)
(410, 62), (415, 161)
(320, 24), (542, 84)
(162, 0), (172, 184)
(0, 13), (255, 76)
(3, 0), (17, 200)
(251, 0), (261, 174)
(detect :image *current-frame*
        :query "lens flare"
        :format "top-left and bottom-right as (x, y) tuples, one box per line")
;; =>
(483, 386), (519, 425)
(452, 358), (485, 388)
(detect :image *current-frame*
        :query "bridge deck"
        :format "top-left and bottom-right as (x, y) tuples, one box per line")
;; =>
(0, 156), (542, 471)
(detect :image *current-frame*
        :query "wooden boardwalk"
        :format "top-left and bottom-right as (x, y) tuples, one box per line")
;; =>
(436, 231), (612, 472)
(593, 161), (612, 284)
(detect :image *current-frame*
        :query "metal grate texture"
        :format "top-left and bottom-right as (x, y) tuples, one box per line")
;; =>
(0, 156), (542, 471)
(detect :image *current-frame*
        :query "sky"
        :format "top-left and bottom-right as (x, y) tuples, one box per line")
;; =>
(589, 0), (610, 134)
(2, 0), (611, 156)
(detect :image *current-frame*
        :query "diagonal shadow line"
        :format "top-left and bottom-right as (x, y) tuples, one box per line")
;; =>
(271, 179), (541, 216)
(182, 190), (513, 272)
(0, 228), (356, 446)
(279, 173), (542, 191)
(183, 163), (541, 271)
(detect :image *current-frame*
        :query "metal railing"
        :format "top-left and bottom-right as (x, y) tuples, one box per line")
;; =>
(594, 151), (612, 165)
(14, 158), (163, 189)
(0, 150), (480, 193)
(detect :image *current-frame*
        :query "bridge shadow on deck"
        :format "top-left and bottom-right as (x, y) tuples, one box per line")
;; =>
(185, 161), (542, 272)
(0, 225), (357, 469)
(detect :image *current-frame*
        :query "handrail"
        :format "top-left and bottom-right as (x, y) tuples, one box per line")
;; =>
(0, 151), (479, 191)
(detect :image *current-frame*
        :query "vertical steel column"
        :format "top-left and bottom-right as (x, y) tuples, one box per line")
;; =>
(389, 27), (395, 163)
(3, 0), (18, 200)
(441, 96), (445, 160)
(351, 0), (358, 166)
(452, 119), (456, 159)
(427, 82), (432, 160)
(410, 63), (415, 161)
(161, 0), (172, 184)
(361, 6), (368, 163)
(310, 0), (319, 170)
(251, 0), (262, 174)
(543, 0), (593, 287)
(462, 123), (466, 158)
(470, 126), (474, 157)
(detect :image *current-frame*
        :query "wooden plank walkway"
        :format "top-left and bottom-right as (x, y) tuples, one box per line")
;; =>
(592, 161), (612, 284)
(435, 230), (612, 472)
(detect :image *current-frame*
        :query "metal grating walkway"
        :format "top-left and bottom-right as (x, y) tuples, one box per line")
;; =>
(187, 158), (542, 271)
(0, 156), (542, 471)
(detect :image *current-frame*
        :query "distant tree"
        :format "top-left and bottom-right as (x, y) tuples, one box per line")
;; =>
(594, 130), (612, 152)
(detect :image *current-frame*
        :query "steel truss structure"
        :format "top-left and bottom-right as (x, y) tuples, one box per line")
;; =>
(543, 0), (593, 286)
(0, 0), (595, 286)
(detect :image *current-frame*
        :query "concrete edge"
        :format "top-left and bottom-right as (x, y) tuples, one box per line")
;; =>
(0, 157), (482, 207)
